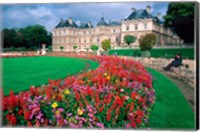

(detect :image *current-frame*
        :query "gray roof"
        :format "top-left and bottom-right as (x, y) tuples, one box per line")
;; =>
(55, 18), (78, 28)
(126, 9), (154, 20)
(97, 17), (108, 26)
(108, 21), (121, 26)
(79, 22), (94, 28)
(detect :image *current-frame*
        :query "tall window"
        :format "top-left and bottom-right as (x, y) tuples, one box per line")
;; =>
(135, 24), (138, 30)
(126, 26), (129, 31)
(144, 23), (147, 29)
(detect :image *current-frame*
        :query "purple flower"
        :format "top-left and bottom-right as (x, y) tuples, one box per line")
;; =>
(70, 123), (78, 128)
(58, 108), (64, 113)
(96, 123), (104, 128)
(64, 119), (68, 125)
(36, 113), (43, 119)
(67, 113), (72, 116)
(126, 123), (131, 128)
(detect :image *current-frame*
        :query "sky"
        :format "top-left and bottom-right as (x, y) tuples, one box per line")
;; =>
(1, 2), (169, 32)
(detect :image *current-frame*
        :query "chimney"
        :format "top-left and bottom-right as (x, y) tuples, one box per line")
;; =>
(68, 17), (73, 24)
(146, 5), (151, 14)
(131, 7), (136, 13)
(157, 13), (161, 20)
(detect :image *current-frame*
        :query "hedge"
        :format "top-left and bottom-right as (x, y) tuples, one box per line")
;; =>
(109, 48), (194, 59)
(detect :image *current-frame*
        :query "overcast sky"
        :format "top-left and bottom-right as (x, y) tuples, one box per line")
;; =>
(1, 2), (169, 32)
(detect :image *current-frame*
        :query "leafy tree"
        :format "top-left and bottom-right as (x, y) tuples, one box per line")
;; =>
(139, 33), (157, 51)
(73, 45), (78, 51)
(101, 39), (111, 51)
(60, 46), (64, 51)
(123, 35), (137, 46)
(3, 24), (52, 50)
(90, 45), (99, 52)
(164, 2), (195, 43)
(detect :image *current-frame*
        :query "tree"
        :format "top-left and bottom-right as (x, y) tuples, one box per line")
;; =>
(101, 39), (111, 51)
(164, 3), (195, 43)
(139, 33), (157, 51)
(73, 45), (78, 51)
(123, 35), (137, 46)
(60, 46), (64, 51)
(3, 24), (52, 50)
(90, 45), (99, 52)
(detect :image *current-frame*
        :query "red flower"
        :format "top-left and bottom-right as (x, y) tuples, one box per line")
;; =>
(24, 111), (31, 121)
(6, 114), (17, 125)
(135, 108), (144, 117)
(17, 109), (23, 116)
(131, 92), (137, 100)
(136, 117), (142, 124)
(130, 122), (137, 128)
(106, 113), (111, 121)
(27, 121), (32, 127)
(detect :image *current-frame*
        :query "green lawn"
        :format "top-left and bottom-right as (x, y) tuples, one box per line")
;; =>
(2, 56), (99, 96)
(109, 48), (194, 59)
(147, 68), (195, 129)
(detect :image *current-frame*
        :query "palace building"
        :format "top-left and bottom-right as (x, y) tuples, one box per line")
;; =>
(52, 5), (182, 51)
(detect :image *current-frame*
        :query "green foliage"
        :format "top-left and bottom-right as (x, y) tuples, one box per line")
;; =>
(123, 35), (137, 45)
(60, 46), (65, 51)
(109, 48), (194, 59)
(73, 45), (78, 51)
(164, 3), (195, 43)
(3, 24), (52, 49)
(90, 44), (99, 52)
(139, 33), (157, 51)
(101, 39), (111, 51)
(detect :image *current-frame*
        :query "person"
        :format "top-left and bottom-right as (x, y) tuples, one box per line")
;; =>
(163, 53), (182, 71)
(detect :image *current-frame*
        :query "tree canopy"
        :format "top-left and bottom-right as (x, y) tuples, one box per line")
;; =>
(164, 2), (195, 43)
(3, 24), (52, 49)
(139, 33), (157, 51)
(101, 39), (111, 51)
(123, 35), (137, 46)
(90, 45), (99, 52)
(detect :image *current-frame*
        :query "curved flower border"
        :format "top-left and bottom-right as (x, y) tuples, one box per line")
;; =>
(2, 54), (155, 128)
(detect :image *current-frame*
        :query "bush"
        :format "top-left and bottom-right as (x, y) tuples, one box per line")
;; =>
(90, 45), (99, 52)
(139, 33), (157, 51)
(124, 35), (137, 46)
(101, 39), (111, 51)
(73, 45), (78, 51)
(60, 46), (65, 51)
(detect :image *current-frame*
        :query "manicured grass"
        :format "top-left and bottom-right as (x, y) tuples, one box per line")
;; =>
(109, 48), (194, 59)
(147, 68), (195, 129)
(2, 56), (99, 96)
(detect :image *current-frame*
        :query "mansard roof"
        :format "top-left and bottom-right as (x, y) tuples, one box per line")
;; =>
(79, 22), (94, 28)
(97, 17), (108, 26)
(126, 9), (154, 20)
(108, 21), (121, 26)
(55, 18), (78, 28)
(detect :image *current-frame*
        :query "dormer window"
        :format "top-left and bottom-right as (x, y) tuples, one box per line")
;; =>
(126, 26), (129, 31)
(135, 24), (138, 30)
(144, 23), (147, 29)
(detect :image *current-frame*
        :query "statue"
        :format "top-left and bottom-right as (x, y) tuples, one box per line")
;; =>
(41, 44), (47, 55)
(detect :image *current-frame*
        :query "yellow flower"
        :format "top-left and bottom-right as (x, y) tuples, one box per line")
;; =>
(115, 80), (118, 83)
(51, 102), (58, 108)
(55, 110), (60, 115)
(106, 76), (110, 80)
(77, 108), (83, 115)
(64, 89), (70, 95)
(104, 73), (107, 76)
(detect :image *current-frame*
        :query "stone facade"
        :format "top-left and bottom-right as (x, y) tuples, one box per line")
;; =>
(52, 6), (182, 51)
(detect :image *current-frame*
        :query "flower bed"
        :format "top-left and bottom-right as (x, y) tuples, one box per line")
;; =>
(0, 53), (40, 58)
(2, 54), (155, 128)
